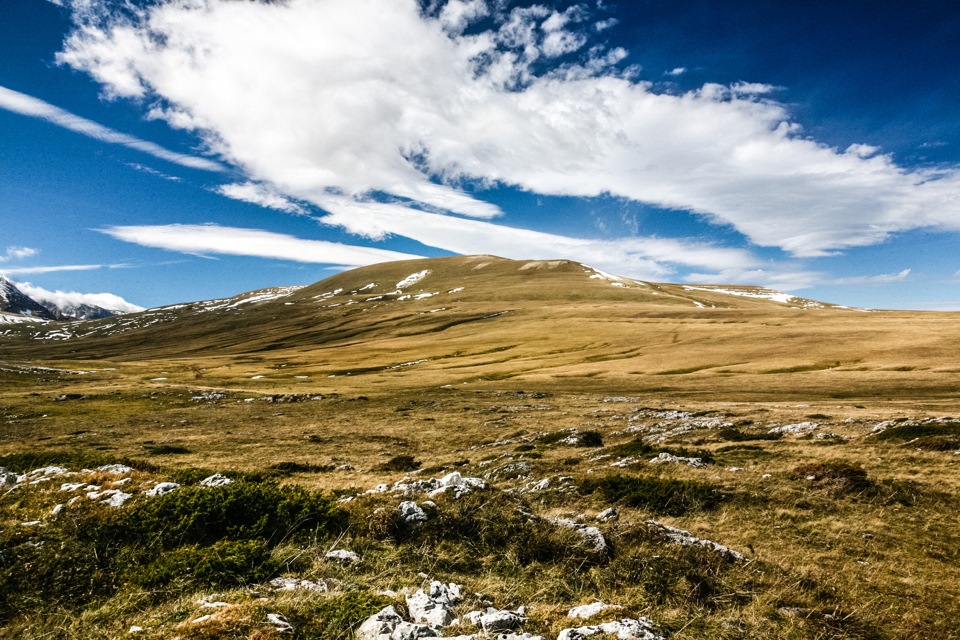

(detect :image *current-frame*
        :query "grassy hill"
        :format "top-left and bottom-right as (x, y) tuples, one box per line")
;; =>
(1, 256), (959, 639)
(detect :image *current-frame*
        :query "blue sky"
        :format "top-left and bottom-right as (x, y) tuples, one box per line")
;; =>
(1, 0), (958, 310)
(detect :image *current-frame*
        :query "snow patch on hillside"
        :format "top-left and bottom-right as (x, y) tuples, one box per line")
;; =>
(396, 270), (430, 288)
(683, 285), (794, 304)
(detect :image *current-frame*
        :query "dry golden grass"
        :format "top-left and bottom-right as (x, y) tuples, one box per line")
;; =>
(2, 256), (960, 638)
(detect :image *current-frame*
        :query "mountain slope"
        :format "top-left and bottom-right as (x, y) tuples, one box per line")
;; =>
(0, 276), (56, 320)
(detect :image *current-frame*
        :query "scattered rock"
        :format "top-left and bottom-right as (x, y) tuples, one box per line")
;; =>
(769, 422), (819, 436)
(465, 606), (527, 632)
(86, 489), (133, 507)
(266, 613), (294, 633)
(269, 577), (329, 592)
(97, 464), (134, 474)
(199, 473), (234, 487)
(406, 581), (462, 627)
(558, 617), (664, 640)
(567, 602), (619, 619)
(552, 518), (608, 553)
(596, 507), (619, 521)
(646, 520), (745, 561)
(325, 549), (361, 565)
(398, 501), (429, 526)
(145, 482), (179, 497)
(356, 606), (438, 640)
(648, 452), (707, 468)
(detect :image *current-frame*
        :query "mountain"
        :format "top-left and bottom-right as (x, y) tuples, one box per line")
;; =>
(0, 275), (138, 322)
(0, 275), (57, 320)
(4, 254), (959, 404)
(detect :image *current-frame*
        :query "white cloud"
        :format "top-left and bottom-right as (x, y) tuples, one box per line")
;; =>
(98, 223), (422, 267)
(438, 0), (489, 34)
(315, 195), (757, 280)
(0, 246), (39, 262)
(14, 281), (144, 313)
(665, 67), (687, 76)
(0, 84), (225, 172)
(216, 182), (305, 213)
(55, 0), (960, 267)
(126, 163), (182, 181)
(0, 263), (128, 275)
(830, 268), (911, 286)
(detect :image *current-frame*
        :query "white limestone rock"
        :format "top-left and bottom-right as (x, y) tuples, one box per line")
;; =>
(558, 617), (664, 640)
(552, 518), (609, 553)
(465, 606), (527, 632)
(406, 581), (462, 627)
(398, 501), (429, 526)
(145, 482), (179, 497)
(646, 520), (745, 561)
(200, 473), (234, 487)
(325, 549), (361, 565)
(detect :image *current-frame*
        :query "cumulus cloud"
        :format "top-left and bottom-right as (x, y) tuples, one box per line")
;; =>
(98, 223), (422, 267)
(54, 0), (960, 269)
(0, 85), (225, 172)
(0, 246), (39, 262)
(216, 182), (305, 214)
(665, 67), (687, 76)
(14, 281), (144, 313)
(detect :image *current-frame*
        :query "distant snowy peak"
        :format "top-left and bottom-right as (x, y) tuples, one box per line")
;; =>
(0, 276), (57, 320)
(0, 276), (143, 321)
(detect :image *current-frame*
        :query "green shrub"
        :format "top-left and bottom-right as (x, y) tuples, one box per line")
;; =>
(0, 450), (156, 473)
(579, 475), (727, 516)
(126, 539), (277, 589)
(278, 591), (395, 640)
(104, 481), (347, 549)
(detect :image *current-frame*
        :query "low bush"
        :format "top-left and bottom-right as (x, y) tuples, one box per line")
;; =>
(717, 428), (782, 442)
(374, 455), (421, 472)
(266, 461), (337, 474)
(579, 474), (727, 516)
(104, 481), (347, 549)
(126, 539), (277, 589)
(277, 591), (395, 640)
(0, 450), (156, 473)
(792, 461), (874, 496)
(606, 438), (715, 464)
(873, 421), (960, 441)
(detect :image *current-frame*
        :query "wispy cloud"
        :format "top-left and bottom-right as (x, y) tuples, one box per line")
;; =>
(126, 163), (182, 182)
(14, 281), (143, 313)
(0, 85), (225, 172)
(54, 0), (960, 271)
(98, 224), (421, 267)
(665, 67), (687, 76)
(0, 246), (39, 262)
(216, 182), (305, 214)
(0, 263), (129, 275)
(830, 269), (911, 286)
(316, 195), (757, 280)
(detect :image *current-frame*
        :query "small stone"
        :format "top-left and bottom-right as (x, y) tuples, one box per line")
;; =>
(200, 473), (234, 487)
(596, 507), (619, 521)
(325, 549), (361, 564)
(145, 482), (179, 497)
